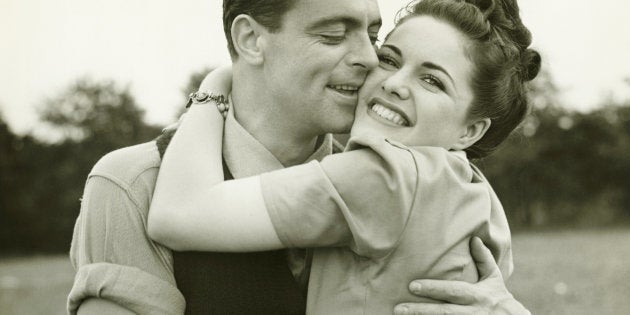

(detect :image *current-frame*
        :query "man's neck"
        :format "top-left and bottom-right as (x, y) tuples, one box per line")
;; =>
(231, 86), (322, 167)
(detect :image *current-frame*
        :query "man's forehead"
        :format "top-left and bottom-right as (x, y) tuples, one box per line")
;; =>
(290, 0), (382, 29)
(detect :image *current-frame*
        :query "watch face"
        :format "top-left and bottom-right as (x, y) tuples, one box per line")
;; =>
(194, 92), (209, 103)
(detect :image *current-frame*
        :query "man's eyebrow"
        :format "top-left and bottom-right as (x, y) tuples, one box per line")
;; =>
(306, 16), (365, 30)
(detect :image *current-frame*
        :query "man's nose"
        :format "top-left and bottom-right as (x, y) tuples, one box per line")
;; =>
(348, 34), (379, 70)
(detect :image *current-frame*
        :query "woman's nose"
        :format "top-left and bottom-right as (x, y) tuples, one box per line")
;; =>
(381, 74), (410, 100)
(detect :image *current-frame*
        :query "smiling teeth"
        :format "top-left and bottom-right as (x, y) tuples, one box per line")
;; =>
(371, 103), (409, 126)
(329, 85), (358, 91)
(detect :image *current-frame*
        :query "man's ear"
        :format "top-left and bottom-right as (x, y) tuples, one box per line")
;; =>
(231, 14), (266, 66)
(451, 117), (491, 151)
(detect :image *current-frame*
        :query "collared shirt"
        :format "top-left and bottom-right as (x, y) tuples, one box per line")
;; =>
(223, 106), (333, 285)
(68, 106), (333, 314)
(223, 104), (333, 176)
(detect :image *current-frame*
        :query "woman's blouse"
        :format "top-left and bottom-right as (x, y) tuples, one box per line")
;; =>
(260, 135), (513, 314)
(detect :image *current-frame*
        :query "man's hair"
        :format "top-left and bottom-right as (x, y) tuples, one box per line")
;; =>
(223, 0), (297, 59)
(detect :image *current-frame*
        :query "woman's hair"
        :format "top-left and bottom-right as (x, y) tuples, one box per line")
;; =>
(223, 0), (296, 59)
(396, 0), (541, 159)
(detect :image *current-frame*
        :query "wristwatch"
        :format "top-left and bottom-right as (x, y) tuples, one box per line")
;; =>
(186, 91), (230, 117)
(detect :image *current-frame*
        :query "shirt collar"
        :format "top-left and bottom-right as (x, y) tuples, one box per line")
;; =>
(223, 103), (333, 179)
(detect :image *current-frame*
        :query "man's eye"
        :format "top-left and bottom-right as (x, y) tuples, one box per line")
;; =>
(320, 35), (345, 45)
(421, 75), (445, 91)
(369, 34), (380, 45)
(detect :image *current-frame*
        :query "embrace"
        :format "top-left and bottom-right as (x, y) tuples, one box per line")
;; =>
(68, 0), (540, 314)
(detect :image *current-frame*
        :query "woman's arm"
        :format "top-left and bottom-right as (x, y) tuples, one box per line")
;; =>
(148, 65), (283, 252)
(149, 127), (416, 257)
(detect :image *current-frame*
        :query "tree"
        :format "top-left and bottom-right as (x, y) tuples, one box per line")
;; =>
(0, 113), (20, 249)
(478, 69), (630, 228)
(39, 78), (160, 147)
(1, 79), (163, 253)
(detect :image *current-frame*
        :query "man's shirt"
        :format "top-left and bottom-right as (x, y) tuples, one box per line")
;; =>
(67, 108), (333, 314)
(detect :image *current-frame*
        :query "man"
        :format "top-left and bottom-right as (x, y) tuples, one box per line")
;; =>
(68, 0), (528, 313)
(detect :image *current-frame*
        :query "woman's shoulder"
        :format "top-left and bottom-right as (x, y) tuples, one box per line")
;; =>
(394, 142), (475, 184)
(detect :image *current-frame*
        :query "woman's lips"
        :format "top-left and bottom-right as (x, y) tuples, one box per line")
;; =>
(369, 102), (409, 126)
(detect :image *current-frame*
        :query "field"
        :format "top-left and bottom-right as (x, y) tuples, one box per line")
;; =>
(507, 229), (630, 314)
(1, 229), (629, 314)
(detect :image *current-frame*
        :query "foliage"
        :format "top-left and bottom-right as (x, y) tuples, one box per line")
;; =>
(0, 79), (162, 253)
(477, 72), (630, 228)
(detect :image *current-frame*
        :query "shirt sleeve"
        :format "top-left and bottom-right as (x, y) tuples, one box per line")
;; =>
(68, 175), (185, 314)
(261, 136), (418, 258)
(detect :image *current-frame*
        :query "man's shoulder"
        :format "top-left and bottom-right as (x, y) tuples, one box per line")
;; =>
(89, 141), (161, 188)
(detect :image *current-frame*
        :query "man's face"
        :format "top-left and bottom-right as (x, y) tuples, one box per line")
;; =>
(261, 0), (381, 136)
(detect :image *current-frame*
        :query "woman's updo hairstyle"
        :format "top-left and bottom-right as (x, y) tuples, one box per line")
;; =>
(395, 0), (541, 158)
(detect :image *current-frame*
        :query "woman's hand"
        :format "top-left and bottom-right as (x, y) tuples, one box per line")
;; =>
(199, 64), (232, 95)
(162, 65), (233, 133)
(394, 237), (531, 315)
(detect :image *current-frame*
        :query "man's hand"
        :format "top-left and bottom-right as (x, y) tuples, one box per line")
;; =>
(394, 237), (531, 315)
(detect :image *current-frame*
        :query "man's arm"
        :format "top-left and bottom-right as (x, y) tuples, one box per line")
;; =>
(68, 171), (184, 314)
(394, 237), (530, 315)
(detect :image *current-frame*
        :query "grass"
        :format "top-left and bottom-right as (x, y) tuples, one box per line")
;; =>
(0, 255), (74, 315)
(1, 229), (629, 314)
(507, 228), (630, 315)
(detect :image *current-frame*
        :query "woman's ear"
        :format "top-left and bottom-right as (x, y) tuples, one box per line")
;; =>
(231, 14), (266, 66)
(452, 117), (491, 151)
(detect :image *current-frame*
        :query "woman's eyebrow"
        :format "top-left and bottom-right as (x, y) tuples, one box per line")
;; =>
(381, 44), (455, 87)
(380, 44), (402, 56)
(422, 61), (455, 86)
(422, 61), (455, 85)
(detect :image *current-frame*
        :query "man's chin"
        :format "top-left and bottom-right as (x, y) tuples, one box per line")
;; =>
(325, 115), (354, 135)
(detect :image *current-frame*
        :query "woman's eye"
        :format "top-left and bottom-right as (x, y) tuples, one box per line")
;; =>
(377, 54), (398, 69)
(421, 75), (445, 91)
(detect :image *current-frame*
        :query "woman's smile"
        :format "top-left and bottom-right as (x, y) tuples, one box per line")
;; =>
(366, 96), (411, 127)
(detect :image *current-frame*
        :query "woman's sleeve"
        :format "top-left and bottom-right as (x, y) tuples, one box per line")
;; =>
(260, 137), (418, 258)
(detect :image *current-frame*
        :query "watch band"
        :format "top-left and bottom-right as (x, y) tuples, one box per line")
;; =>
(186, 91), (229, 117)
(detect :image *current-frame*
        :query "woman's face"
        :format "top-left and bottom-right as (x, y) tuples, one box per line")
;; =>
(351, 15), (478, 150)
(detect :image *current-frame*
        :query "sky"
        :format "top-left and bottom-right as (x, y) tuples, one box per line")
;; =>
(1, 0), (630, 135)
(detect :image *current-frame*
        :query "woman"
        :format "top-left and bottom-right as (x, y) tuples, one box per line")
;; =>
(149, 0), (540, 313)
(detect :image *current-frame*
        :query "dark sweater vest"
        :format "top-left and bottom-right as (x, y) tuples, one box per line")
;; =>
(156, 130), (306, 314)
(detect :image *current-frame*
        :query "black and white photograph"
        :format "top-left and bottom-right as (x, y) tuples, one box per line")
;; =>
(1, 0), (629, 314)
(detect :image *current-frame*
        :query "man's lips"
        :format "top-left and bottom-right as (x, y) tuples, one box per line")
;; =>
(327, 84), (360, 96)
